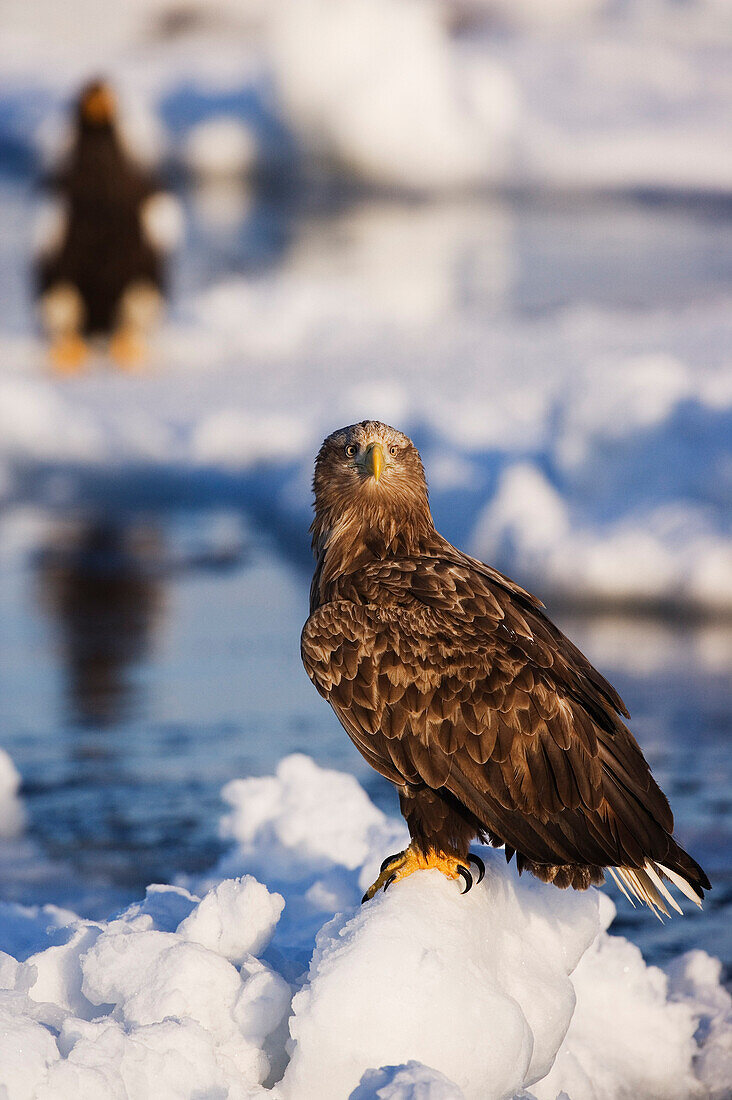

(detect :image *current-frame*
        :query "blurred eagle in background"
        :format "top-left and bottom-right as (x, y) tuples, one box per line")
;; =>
(302, 421), (710, 916)
(35, 79), (179, 372)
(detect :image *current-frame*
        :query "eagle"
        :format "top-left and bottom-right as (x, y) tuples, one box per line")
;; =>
(301, 421), (711, 916)
(36, 80), (173, 372)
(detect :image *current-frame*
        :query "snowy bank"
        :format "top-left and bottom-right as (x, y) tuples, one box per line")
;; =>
(0, 752), (728, 1099)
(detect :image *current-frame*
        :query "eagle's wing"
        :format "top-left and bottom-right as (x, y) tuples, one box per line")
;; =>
(302, 554), (701, 885)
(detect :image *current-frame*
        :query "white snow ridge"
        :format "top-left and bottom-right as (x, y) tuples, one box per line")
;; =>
(0, 752), (729, 1099)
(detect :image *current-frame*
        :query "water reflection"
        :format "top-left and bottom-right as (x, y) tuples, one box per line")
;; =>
(178, 184), (732, 331)
(36, 519), (164, 727)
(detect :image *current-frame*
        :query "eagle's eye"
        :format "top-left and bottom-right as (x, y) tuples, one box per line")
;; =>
(389, 445), (399, 456)
(345, 443), (357, 458)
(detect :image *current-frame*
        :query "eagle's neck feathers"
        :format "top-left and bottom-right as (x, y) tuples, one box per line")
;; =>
(311, 497), (435, 607)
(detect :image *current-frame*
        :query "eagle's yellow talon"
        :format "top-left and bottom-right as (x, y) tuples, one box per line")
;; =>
(380, 851), (406, 874)
(362, 843), (473, 903)
(49, 334), (88, 374)
(469, 853), (486, 883)
(457, 865), (472, 894)
(109, 328), (146, 369)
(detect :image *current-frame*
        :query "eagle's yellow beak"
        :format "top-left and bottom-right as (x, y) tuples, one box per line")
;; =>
(365, 442), (384, 483)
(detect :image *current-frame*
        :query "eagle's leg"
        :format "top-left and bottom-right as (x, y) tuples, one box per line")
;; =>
(361, 785), (480, 902)
(41, 282), (88, 374)
(110, 280), (162, 369)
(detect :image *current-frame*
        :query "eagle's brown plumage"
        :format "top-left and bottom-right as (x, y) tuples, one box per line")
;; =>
(301, 421), (711, 914)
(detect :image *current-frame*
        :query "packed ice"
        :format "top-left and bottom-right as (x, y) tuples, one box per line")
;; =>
(0, 751), (729, 1099)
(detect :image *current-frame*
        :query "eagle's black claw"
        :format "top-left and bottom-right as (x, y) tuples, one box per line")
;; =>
(380, 852), (400, 873)
(361, 891), (369, 904)
(383, 872), (398, 892)
(468, 853), (485, 884)
(457, 865), (473, 894)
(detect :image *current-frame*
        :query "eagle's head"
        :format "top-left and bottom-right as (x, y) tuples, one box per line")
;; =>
(78, 80), (117, 131)
(311, 421), (432, 558)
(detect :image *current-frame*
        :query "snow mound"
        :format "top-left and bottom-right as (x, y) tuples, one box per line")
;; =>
(666, 951), (732, 1100)
(281, 868), (599, 1099)
(0, 748), (25, 839)
(183, 117), (259, 179)
(269, 0), (517, 190)
(220, 754), (405, 879)
(0, 877), (290, 1098)
(0, 753), (729, 1099)
(177, 876), (285, 962)
(209, 753), (407, 953)
(473, 462), (732, 611)
(350, 1061), (464, 1099)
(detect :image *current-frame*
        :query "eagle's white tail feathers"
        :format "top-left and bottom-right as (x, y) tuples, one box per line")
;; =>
(607, 866), (635, 908)
(657, 863), (704, 908)
(644, 863), (683, 915)
(610, 861), (702, 920)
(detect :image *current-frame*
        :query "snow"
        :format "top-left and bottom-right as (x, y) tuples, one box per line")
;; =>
(1, 190), (730, 615)
(0, 748), (26, 839)
(177, 877), (285, 962)
(183, 118), (259, 179)
(268, 0), (517, 190)
(281, 871), (592, 1099)
(0, 749), (728, 1099)
(350, 1062), (464, 1099)
(667, 952), (732, 1100)
(472, 464), (732, 611)
(140, 193), (185, 254)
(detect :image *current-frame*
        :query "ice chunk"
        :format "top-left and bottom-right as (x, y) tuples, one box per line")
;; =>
(209, 753), (406, 953)
(280, 861), (600, 1099)
(533, 931), (700, 1100)
(79, 922), (285, 1086)
(666, 950), (732, 1100)
(220, 753), (405, 880)
(0, 1000), (60, 1098)
(177, 875), (285, 962)
(350, 1061), (465, 1099)
(119, 883), (199, 933)
(25, 922), (104, 1019)
(269, 0), (517, 190)
(40, 1015), (260, 1100)
(0, 747), (26, 839)
(183, 117), (259, 179)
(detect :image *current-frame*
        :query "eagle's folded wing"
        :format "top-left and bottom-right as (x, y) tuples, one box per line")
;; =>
(301, 554), (684, 876)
